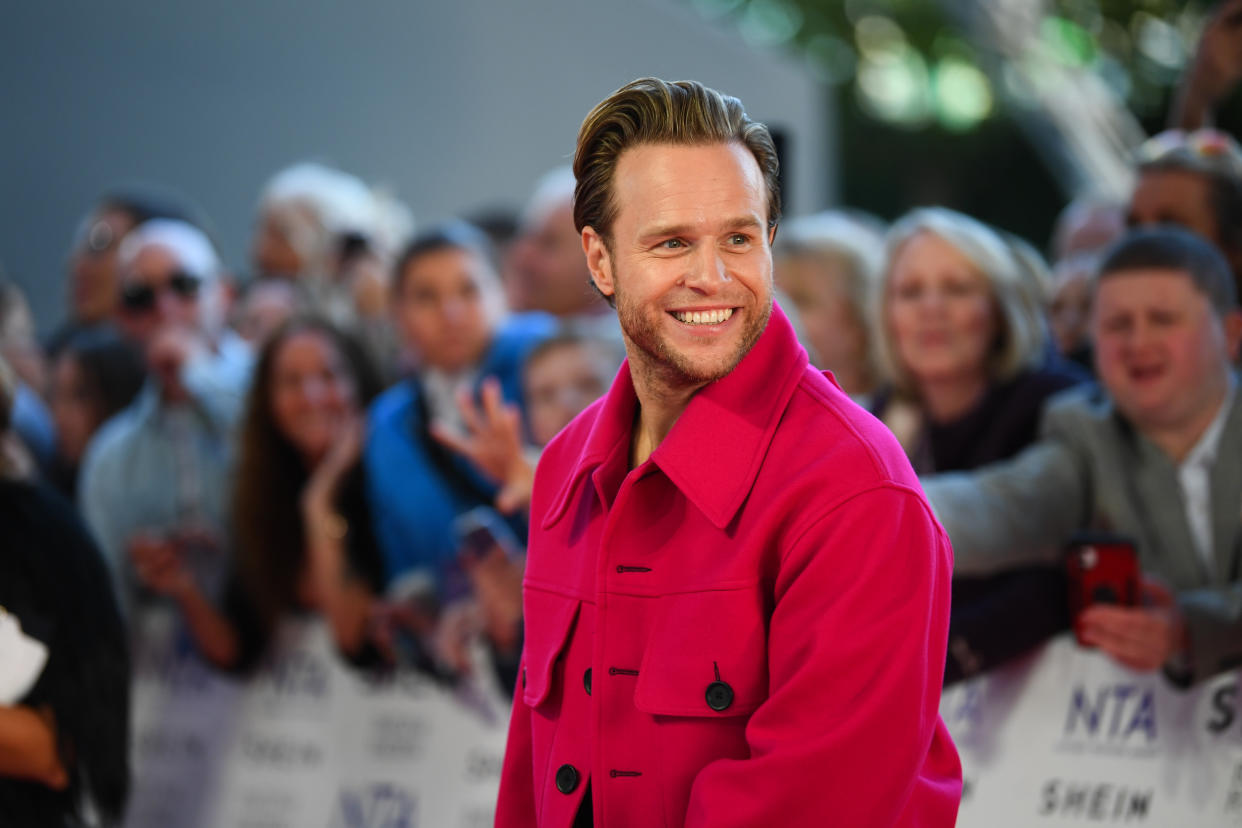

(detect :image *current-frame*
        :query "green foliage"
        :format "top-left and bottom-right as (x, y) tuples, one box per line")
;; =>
(687, 0), (1216, 127)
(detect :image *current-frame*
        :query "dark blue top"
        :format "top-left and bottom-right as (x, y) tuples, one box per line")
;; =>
(364, 313), (556, 593)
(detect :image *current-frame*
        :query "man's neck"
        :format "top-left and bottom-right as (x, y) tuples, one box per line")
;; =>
(628, 358), (706, 469)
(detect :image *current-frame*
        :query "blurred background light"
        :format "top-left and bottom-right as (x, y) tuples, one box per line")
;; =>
(805, 34), (856, 86)
(738, 0), (804, 48)
(932, 56), (993, 131)
(1040, 16), (1096, 67)
(854, 15), (907, 58)
(856, 43), (931, 127)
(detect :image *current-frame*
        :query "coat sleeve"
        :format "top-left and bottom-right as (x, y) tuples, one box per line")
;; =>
(683, 485), (961, 828)
(922, 439), (1088, 577)
(494, 653), (538, 828)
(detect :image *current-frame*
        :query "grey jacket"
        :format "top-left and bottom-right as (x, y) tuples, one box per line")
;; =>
(924, 381), (1242, 685)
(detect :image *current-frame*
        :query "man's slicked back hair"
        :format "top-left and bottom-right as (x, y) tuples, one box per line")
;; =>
(573, 78), (781, 246)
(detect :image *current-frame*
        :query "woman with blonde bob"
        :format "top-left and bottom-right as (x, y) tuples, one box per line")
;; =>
(872, 206), (1079, 471)
(871, 206), (1085, 684)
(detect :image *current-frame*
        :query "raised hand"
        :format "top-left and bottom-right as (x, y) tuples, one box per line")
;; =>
(430, 376), (534, 514)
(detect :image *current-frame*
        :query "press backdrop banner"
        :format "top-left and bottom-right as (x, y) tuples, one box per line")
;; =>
(944, 633), (1242, 827)
(123, 608), (509, 828)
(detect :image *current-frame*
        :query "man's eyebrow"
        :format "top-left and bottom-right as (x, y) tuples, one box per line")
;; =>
(637, 216), (765, 241)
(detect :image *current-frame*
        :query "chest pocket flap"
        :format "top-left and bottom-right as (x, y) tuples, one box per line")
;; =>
(634, 587), (769, 718)
(521, 587), (581, 708)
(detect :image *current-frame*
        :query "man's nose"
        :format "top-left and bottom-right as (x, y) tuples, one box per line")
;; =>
(155, 285), (181, 320)
(683, 245), (730, 291)
(441, 296), (469, 321)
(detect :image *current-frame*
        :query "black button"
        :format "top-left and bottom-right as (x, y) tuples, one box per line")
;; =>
(705, 681), (734, 712)
(555, 763), (580, 794)
(584, 668), (592, 696)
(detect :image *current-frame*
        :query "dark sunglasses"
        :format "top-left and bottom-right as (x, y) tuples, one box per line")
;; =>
(120, 271), (202, 312)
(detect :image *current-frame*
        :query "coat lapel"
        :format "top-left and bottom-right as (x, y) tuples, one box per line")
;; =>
(1209, 385), (1242, 583)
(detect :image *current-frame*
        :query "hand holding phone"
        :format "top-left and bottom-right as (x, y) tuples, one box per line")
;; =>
(1065, 533), (1140, 647)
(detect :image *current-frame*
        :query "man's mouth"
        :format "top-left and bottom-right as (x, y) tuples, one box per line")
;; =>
(1127, 364), (1164, 383)
(671, 308), (734, 326)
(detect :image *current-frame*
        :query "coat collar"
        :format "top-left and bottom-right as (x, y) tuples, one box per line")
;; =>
(541, 303), (810, 530)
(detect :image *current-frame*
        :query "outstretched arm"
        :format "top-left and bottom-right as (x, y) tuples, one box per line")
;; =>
(922, 439), (1088, 576)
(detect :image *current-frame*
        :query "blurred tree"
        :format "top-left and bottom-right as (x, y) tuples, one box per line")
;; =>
(687, 0), (1241, 248)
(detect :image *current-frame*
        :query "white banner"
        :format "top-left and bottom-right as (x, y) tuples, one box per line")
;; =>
(125, 616), (1242, 826)
(124, 609), (510, 828)
(944, 634), (1242, 827)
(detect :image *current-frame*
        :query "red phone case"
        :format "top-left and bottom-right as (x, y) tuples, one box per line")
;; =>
(1066, 538), (1139, 646)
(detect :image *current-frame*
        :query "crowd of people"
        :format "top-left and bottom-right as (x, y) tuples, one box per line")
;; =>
(3, 14), (1242, 823)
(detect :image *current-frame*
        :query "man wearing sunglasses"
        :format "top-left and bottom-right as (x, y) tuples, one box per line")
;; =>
(46, 190), (196, 357)
(78, 219), (251, 617)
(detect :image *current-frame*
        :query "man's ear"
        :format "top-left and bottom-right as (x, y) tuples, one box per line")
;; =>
(768, 223), (778, 246)
(1223, 308), (1242, 362)
(583, 226), (615, 300)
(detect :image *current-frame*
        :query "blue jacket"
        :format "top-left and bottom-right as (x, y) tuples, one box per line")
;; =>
(365, 313), (556, 594)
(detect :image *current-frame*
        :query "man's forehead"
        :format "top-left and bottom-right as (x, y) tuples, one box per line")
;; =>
(1094, 267), (1206, 304)
(613, 142), (766, 223)
(1132, 166), (1213, 201)
(125, 244), (183, 279)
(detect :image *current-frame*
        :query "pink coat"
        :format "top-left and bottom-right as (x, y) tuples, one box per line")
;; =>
(496, 307), (961, 827)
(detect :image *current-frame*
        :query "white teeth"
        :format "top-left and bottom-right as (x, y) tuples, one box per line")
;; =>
(674, 308), (733, 325)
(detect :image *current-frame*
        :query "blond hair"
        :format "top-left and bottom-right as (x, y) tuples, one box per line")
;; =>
(876, 207), (1047, 396)
(573, 77), (780, 247)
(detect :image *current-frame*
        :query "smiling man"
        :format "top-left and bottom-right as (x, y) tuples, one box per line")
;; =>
(495, 78), (961, 828)
(925, 226), (1242, 686)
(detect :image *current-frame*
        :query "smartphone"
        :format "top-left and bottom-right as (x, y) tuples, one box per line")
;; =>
(1065, 533), (1140, 646)
(453, 506), (519, 563)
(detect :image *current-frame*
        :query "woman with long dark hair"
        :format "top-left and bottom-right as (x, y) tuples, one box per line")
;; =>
(131, 317), (385, 669)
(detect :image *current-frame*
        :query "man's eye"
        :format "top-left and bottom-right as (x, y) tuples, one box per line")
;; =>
(661, 239), (684, 249)
(729, 233), (749, 245)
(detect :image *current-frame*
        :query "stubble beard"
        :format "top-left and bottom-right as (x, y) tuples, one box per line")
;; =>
(612, 277), (773, 392)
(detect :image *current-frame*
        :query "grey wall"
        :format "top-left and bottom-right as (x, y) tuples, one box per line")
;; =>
(0, 0), (832, 334)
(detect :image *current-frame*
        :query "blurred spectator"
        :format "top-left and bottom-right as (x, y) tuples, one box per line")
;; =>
(507, 167), (625, 353)
(431, 331), (617, 520)
(1170, 0), (1242, 131)
(252, 162), (413, 376)
(464, 205), (522, 271)
(131, 318), (385, 670)
(230, 277), (303, 346)
(0, 354), (130, 828)
(47, 189), (198, 355)
(0, 277), (55, 473)
(926, 227), (1242, 686)
(46, 330), (145, 499)
(870, 207), (1084, 682)
(774, 211), (886, 401)
(1128, 128), (1242, 300)
(1049, 197), (1126, 263)
(1048, 252), (1099, 372)
(872, 207), (1083, 469)
(78, 219), (252, 616)
(524, 333), (615, 447)
(366, 221), (555, 595)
